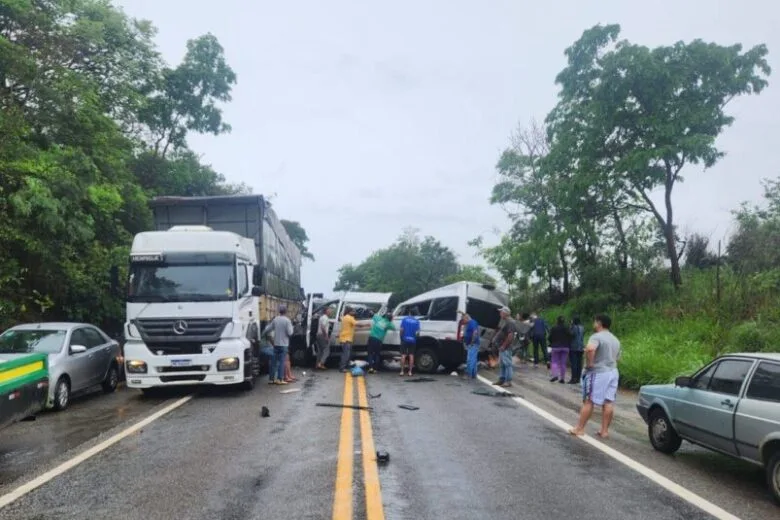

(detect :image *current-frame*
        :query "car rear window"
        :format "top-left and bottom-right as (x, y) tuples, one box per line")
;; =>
(745, 361), (780, 403)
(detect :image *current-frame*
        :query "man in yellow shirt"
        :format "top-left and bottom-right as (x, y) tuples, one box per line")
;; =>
(338, 306), (357, 372)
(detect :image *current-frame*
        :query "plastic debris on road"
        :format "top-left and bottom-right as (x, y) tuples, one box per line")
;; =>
(398, 404), (420, 411)
(404, 377), (435, 383)
(351, 366), (365, 377)
(260, 406), (270, 418)
(280, 388), (301, 394)
(376, 451), (390, 464)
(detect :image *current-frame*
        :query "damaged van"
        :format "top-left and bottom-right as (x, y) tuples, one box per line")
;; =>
(387, 281), (509, 373)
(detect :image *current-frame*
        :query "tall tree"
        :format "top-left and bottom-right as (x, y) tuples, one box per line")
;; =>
(547, 24), (771, 288)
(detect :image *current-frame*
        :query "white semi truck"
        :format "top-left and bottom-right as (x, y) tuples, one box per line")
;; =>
(122, 195), (303, 393)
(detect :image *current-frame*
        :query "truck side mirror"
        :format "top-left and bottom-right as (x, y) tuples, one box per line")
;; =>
(251, 286), (264, 297)
(252, 265), (264, 286)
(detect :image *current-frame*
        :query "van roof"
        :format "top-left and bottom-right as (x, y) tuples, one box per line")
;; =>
(399, 281), (508, 307)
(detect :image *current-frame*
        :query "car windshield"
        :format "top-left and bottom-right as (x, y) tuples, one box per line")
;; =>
(128, 262), (236, 303)
(0, 329), (66, 354)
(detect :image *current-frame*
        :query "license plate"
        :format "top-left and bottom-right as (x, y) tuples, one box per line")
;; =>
(171, 359), (191, 367)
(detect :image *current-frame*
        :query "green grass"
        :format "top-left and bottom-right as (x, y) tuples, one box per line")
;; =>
(537, 269), (780, 390)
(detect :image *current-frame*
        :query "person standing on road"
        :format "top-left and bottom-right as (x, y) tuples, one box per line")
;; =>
(338, 307), (357, 373)
(530, 313), (550, 368)
(492, 307), (517, 388)
(399, 307), (421, 377)
(461, 312), (481, 379)
(315, 307), (333, 370)
(549, 316), (572, 384)
(367, 311), (395, 373)
(263, 304), (294, 385)
(570, 314), (622, 438)
(568, 316), (585, 384)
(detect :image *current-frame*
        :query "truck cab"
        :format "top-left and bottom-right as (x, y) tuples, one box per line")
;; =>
(123, 226), (263, 392)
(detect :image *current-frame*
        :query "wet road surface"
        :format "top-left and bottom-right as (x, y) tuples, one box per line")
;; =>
(0, 367), (775, 519)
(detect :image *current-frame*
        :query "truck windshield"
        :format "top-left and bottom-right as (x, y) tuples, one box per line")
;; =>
(128, 262), (236, 303)
(0, 329), (66, 354)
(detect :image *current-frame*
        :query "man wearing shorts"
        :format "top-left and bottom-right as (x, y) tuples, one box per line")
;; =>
(399, 307), (420, 377)
(569, 313), (621, 438)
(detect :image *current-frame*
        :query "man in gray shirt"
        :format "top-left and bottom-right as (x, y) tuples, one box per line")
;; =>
(263, 305), (294, 385)
(569, 313), (621, 438)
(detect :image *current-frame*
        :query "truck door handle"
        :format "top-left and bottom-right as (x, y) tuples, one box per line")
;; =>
(721, 399), (734, 407)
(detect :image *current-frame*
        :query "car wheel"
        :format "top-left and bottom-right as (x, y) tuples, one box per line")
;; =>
(415, 347), (439, 374)
(53, 377), (70, 411)
(648, 408), (682, 454)
(102, 364), (119, 393)
(767, 450), (780, 505)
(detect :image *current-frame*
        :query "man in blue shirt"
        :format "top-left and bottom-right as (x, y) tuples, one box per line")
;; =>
(460, 312), (480, 379)
(399, 307), (421, 377)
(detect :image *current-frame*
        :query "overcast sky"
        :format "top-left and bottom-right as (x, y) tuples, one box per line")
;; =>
(117, 0), (779, 295)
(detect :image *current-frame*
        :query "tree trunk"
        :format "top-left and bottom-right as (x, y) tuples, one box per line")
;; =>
(612, 209), (628, 271)
(663, 169), (682, 288)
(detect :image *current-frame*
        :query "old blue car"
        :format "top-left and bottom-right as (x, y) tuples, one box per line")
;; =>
(636, 353), (780, 505)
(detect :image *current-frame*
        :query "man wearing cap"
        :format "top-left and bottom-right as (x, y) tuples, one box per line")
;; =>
(262, 304), (294, 385)
(492, 306), (517, 387)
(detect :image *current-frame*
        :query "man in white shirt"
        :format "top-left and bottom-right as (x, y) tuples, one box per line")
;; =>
(315, 307), (333, 370)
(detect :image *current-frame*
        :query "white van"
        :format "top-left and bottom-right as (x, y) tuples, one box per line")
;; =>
(387, 281), (509, 373)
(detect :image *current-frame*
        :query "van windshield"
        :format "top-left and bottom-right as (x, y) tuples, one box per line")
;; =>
(128, 254), (236, 303)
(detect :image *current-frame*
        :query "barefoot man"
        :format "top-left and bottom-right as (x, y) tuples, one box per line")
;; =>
(569, 314), (621, 438)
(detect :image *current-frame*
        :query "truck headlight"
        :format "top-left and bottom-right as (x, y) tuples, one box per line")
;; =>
(217, 357), (240, 371)
(126, 360), (147, 374)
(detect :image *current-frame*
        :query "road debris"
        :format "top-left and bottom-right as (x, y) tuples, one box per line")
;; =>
(260, 406), (270, 418)
(404, 377), (436, 383)
(369, 393), (382, 399)
(376, 450), (390, 464)
(280, 388), (300, 394)
(471, 387), (519, 398)
(316, 403), (373, 411)
(398, 404), (420, 411)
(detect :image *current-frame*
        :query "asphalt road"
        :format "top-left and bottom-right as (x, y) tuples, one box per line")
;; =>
(0, 366), (774, 519)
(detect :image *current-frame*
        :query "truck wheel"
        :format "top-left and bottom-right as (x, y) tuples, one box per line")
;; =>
(415, 348), (439, 374)
(241, 376), (255, 391)
(648, 408), (682, 454)
(102, 364), (119, 393)
(767, 450), (780, 505)
(53, 377), (70, 411)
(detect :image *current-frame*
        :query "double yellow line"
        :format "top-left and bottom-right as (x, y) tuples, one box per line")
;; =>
(332, 373), (385, 520)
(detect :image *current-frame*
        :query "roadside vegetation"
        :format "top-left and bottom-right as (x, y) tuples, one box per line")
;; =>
(0, 1), (312, 333)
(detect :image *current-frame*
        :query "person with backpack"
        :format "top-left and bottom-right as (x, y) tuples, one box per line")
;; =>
(399, 307), (421, 377)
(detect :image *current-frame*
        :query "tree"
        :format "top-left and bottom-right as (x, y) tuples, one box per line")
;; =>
(139, 33), (237, 158)
(547, 24), (771, 288)
(333, 230), (459, 304)
(0, 1), (242, 331)
(281, 219), (314, 260)
(444, 265), (496, 286)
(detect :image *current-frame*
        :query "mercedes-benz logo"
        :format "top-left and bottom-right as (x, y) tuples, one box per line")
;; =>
(172, 320), (188, 335)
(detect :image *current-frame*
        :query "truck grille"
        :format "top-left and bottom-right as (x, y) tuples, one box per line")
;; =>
(144, 342), (204, 355)
(135, 317), (230, 344)
(160, 374), (207, 383)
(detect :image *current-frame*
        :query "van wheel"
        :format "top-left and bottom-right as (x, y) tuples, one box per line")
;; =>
(648, 408), (682, 454)
(768, 450), (780, 505)
(415, 348), (439, 374)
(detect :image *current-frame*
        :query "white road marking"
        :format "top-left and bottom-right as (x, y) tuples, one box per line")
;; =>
(0, 395), (193, 510)
(476, 374), (741, 520)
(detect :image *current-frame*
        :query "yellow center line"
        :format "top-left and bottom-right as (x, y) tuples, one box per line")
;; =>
(332, 373), (354, 520)
(357, 376), (385, 520)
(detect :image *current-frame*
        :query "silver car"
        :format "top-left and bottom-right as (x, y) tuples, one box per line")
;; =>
(636, 353), (780, 505)
(0, 322), (122, 411)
